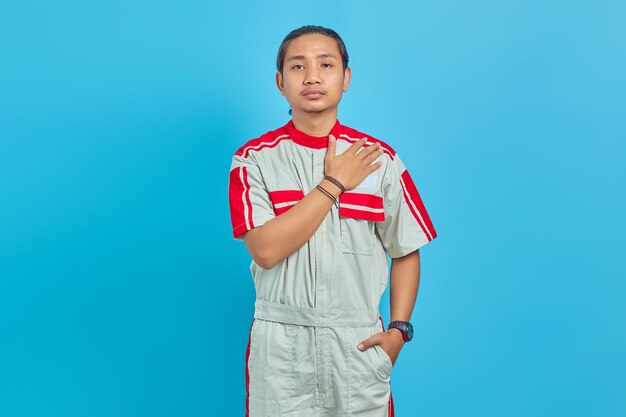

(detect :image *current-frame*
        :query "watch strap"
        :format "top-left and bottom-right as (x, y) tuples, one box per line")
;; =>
(388, 320), (413, 342)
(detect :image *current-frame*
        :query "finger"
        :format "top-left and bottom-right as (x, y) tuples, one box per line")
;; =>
(348, 137), (367, 154)
(357, 334), (381, 351)
(361, 144), (384, 163)
(327, 134), (337, 158)
(359, 141), (381, 160)
(365, 161), (383, 175)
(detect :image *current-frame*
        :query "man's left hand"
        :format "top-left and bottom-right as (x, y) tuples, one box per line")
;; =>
(357, 328), (405, 366)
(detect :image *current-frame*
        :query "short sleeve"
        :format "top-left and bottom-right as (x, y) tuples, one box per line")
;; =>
(228, 154), (276, 240)
(375, 153), (438, 258)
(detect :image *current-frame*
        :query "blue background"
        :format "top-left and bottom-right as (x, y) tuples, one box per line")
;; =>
(1, 0), (625, 416)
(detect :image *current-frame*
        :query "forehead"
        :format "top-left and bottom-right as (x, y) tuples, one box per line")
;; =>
(284, 33), (341, 59)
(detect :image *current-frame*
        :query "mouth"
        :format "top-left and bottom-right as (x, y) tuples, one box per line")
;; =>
(303, 90), (325, 98)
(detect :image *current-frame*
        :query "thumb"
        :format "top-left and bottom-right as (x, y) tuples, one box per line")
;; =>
(327, 133), (336, 157)
(357, 334), (380, 351)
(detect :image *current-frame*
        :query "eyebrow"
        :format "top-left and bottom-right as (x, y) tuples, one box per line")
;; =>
(286, 53), (339, 62)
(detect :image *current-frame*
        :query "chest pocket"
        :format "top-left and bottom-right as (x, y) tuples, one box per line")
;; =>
(338, 192), (385, 255)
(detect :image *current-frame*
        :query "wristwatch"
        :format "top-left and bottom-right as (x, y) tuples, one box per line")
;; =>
(387, 321), (414, 342)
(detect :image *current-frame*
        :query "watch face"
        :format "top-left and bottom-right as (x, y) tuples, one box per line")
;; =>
(407, 323), (414, 341)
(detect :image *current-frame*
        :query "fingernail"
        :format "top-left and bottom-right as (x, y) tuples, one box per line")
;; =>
(357, 343), (364, 350)
(329, 135), (335, 142)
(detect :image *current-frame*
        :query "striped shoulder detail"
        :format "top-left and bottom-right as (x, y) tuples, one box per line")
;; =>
(338, 125), (396, 160)
(399, 170), (437, 241)
(235, 127), (291, 158)
(229, 165), (254, 238)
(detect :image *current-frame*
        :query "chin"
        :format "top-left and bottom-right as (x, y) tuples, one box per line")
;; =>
(301, 108), (328, 114)
(300, 103), (335, 114)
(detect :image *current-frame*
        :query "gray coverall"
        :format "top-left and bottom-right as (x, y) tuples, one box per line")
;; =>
(228, 118), (438, 417)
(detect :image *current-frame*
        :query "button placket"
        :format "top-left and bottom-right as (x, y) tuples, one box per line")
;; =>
(313, 150), (328, 309)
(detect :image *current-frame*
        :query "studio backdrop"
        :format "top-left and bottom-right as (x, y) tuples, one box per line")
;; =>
(1, 1), (624, 416)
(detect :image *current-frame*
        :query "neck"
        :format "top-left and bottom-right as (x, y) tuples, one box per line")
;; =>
(291, 110), (338, 137)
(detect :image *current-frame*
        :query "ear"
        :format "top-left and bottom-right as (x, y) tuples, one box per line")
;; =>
(276, 71), (285, 96)
(342, 66), (352, 92)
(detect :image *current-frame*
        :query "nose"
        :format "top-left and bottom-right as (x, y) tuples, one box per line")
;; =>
(304, 66), (321, 85)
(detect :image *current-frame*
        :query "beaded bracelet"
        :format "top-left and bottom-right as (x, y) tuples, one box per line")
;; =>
(316, 185), (339, 209)
(323, 175), (346, 193)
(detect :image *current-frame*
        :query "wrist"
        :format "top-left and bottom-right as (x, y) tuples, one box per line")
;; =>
(387, 320), (413, 342)
(323, 175), (346, 194)
(320, 178), (343, 198)
(388, 328), (406, 344)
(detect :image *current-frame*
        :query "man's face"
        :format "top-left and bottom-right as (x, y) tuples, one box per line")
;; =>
(276, 33), (351, 117)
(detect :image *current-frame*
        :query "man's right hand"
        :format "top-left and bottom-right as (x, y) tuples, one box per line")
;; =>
(324, 134), (384, 192)
(242, 133), (385, 270)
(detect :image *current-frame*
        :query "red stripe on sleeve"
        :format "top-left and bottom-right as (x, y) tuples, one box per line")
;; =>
(400, 170), (437, 240)
(242, 167), (254, 231)
(229, 167), (246, 237)
(229, 166), (255, 238)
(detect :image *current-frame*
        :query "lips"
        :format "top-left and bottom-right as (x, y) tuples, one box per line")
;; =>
(303, 90), (324, 97)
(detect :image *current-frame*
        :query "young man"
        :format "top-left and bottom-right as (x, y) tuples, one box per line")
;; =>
(228, 25), (437, 417)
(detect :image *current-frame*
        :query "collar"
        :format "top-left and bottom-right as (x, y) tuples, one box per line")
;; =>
(283, 118), (343, 149)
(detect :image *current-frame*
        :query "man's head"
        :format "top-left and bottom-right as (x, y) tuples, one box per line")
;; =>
(275, 25), (351, 117)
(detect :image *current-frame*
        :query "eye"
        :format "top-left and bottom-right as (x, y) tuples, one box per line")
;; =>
(292, 64), (304, 70)
(322, 63), (333, 68)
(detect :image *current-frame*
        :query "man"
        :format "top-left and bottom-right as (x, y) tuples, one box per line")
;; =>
(228, 25), (437, 417)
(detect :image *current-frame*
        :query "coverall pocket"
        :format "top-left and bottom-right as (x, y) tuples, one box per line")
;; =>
(373, 344), (393, 378)
(339, 217), (375, 255)
(338, 192), (384, 255)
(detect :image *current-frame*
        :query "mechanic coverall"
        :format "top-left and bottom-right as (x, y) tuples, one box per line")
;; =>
(228, 118), (438, 417)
